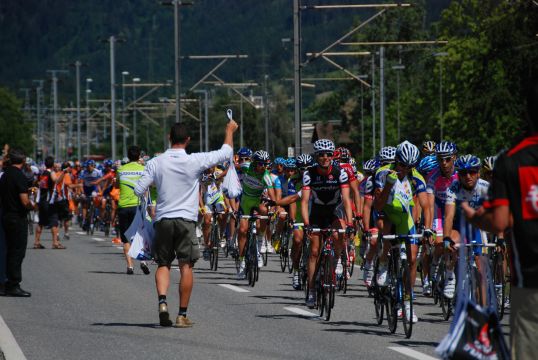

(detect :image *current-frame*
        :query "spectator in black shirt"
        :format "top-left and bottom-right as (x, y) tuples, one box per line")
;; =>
(463, 73), (538, 359)
(0, 148), (35, 297)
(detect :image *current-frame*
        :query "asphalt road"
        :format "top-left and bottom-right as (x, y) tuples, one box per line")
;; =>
(0, 228), (511, 360)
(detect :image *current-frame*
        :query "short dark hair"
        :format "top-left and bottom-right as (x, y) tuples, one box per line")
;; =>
(45, 156), (54, 168)
(8, 147), (26, 165)
(169, 123), (189, 145)
(127, 145), (141, 162)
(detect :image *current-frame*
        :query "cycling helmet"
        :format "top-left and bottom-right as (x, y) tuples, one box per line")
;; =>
(252, 150), (270, 163)
(435, 141), (457, 157)
(103, 159), (114, 167)
(378, 146), (396, 164)
(455, 154), (481, 171)
(237, 147), (253, 158)
(395, 141), (420, 167)
(335, 147), (351, 162)
(284, 158), (297, 169)
(86, 160), (96, 167)
(121, 157), (129, 165)
(422, 141), (436, 155)
(296, 154), (314, 169)
(417, 155), (438, 174)
(482, 156), (496, 172)
(363, 158), (380, 173)
(313, 139), (335, 154)
(274, 157), (286, 166)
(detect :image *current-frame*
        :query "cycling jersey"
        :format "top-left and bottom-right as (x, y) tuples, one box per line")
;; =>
(201, 175), (225, 213)
(37, 169), (54, 204)
(426, 168), (458, 234)
(446, 178), (490, 252)
(359, 176), (375, 200)
(339, 163), (357, 183)
(239, 164), (273, 215)
(80, 168), (103, 196)
(287, 174), (303, 223)
(374, 164), (426, 237)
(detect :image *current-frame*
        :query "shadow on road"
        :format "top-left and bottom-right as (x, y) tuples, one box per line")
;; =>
(88, 270), (141, 275)
(91, 322), (161, 329)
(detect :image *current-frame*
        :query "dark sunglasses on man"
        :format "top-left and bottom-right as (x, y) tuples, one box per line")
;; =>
(459, 169), (479, 176)
(437, 155), (454, 163)
(317, 152), (333, 158)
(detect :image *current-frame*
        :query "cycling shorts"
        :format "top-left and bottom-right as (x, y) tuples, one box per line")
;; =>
(204, 202), (225, 214)
(383, 206), (419, 245)
(239, 195), (261, 217)
(310, 204), (340, 229)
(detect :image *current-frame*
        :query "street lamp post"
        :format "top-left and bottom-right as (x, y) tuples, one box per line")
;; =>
(73, 61), (82, 159)
(121, 71), (129, 158)
(132, 77), (140, 145)
(109, 36), (117, 160)
(434, 52), (448, 140)
(85, 78), (93, 159)
(293, 0), (302, 156)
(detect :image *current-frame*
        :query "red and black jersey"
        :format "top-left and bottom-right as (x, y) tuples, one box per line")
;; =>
(38, 169), (54, 203)
(487, 135), (538, 288)
(302, 164), (349, 206)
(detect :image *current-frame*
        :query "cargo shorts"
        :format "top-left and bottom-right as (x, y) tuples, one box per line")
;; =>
(153, 217), (200, 266)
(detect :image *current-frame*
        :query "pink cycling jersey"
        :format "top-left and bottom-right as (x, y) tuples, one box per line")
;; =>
(426, 168), (458, 234)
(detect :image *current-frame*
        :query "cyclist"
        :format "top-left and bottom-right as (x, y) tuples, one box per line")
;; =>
(360, 158), (381, 286)
(93, 159), (117, 232)
(334, 147), (362, 223)
(421, 140), (436, 156)
(236, 150), (276, 279)
(79, 160), (103, 231)
(302, 139), (354, 308)
(373, 141), (428, 323)
(416, 155), (438, 181)
(481, 155), (496, 183)
(442, 154), (490, 300)
(423, 141), (458, 297)
(199, 167), (227, 260)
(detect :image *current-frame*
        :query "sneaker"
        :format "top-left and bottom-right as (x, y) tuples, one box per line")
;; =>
(266, 243), (275, 254)
(377, 263), (388, 286)
(140, 261), (151, 275)
(306, 292), (316, 309)
(220, 239), (226, 248)
(363, 262), (373, 287)
(258, 254), (264, 268)
(292, 272), (301, 290)
(397, 306), (403, 318)
(202, 248), (211, 261)
(237, 260), (246, 280)
(159, 303), (173, 327)
(335, 259), (343, 277)
(175, 315), (194, 328)
(63, 233), (70, 241)
(127, 267), (134, 275)
(504, 297), (510, 309)
(443, 273), (456, 299)
(260, 242), (267, 254)
(405, 302), (418, 323)
(423, 281), (432, 296)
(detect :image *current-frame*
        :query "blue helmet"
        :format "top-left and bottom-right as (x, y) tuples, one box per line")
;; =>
(237, 147), (252, 158)
(86, 159), (96, 167)
(363, 158), (380, 173)
(274, 157), (286, 166)
(103, 159), (114, 167)
(296, 154), (314, 169)
(455, 154), (481, 171)
(284, 158), (297, 169)
(417, 155), (438, 175)
(435, 141), (457, 157)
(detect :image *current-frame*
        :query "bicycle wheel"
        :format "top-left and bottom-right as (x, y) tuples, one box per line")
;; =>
(492, 253), (506, 320)
(374, 289), (384, 325)
(326, 254), (336, 316)
(401, 260), (413, 339)
(279, 239), (287, 273)
(386, 258), (398, 334)
(262, 237), (268, 267)
(212, 223), (219, 271)
(349, 244), (355, 277)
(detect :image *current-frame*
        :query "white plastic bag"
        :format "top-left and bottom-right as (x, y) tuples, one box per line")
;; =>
(222, 156), (242, 198)
(126, 199), (154, 260)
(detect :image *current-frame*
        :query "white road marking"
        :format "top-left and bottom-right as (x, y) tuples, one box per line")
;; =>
(92, 237), (104, 242)
(283, 307), (319, 318)
(218, 284), (250, 293)
(388, 347), (438, 360)
(115, 246), (123, 250)
(76, 232), (86, 235)
(0, 314), (27, 360)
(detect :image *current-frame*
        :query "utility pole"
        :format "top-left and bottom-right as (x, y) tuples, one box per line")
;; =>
(434, 52), (448, 140)
(193, 89), (209, 151)
(33, 80), (44, 160)
(264, 74), (269, 153)
(240, 95), (244, 148)
(109, 36), (117, 160)
(85, 78), (93, 158)
(47, 69), (68, 161)
(121, 71), (129, 158)
(70, 61), (83, 160)
(379, 46), (385, 149)
(370, 54), (376, 157)
(293, 0), (302, 156)
(132, 77), (140, 146)
(197, 95), (202, 151)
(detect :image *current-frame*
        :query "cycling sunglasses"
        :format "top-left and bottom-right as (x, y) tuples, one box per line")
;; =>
(459, 169), (479, 176)
(437, 155), (454, 163)
(396, 162), (413, 169)
(239, 157), (250, 162)
(317, 152), (333, 158)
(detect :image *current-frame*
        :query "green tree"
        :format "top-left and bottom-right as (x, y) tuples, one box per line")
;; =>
(0, 87), (34, 156)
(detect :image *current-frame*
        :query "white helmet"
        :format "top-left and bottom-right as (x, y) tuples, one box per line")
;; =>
(396, 141), (420, 167)
(313, 139), (335, 154)
(379, 146), (396, 164)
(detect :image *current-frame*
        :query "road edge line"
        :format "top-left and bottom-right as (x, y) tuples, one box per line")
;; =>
(0, 314), (27, 360)
(388, 346), (438, 360)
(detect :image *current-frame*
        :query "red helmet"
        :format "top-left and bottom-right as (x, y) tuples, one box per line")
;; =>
(335, 147), (351, 162)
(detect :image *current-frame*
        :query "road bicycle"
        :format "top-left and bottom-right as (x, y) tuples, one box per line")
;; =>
(240, 210), (269, 287)
(208, 206), (226, 271)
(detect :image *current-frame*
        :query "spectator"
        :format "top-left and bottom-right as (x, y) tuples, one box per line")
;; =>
(463, 73), (538, 359)
(116, 145), (150, 275)
(0, 148), (35, 297)
(54, 162), (75, 241)
(135, 119), (238, 328)
(34, 156), (66, 249)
